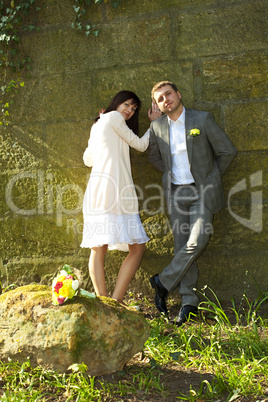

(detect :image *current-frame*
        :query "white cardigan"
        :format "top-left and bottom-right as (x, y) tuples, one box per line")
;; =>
(83, 111), (150, 215)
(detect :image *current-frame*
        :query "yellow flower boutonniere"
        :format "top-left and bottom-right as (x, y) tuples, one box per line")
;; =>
(188, 128), (200, 137)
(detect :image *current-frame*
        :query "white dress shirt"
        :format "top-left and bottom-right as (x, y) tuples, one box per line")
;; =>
(168, 107), (195, 185)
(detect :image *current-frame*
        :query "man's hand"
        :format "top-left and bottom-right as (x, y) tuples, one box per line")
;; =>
(148, 101), (162, 122)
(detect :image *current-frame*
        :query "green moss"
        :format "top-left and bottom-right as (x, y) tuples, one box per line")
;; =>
(1, 285), (146, 324)
(0, 284), (50, 303)
(0, 283), (150, 374)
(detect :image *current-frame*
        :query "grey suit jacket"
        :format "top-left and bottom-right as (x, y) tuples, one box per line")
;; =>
(148, 108), (237, 214)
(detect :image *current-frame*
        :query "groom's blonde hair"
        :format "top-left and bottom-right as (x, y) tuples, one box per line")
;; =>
(151, 81), (179, 102)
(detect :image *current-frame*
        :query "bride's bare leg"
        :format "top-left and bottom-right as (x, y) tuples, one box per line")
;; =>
(112, 243), (146, 303)
(89, 245), (108, 297)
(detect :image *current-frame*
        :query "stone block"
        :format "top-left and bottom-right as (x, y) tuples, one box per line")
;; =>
(0, 285), (150, 375)
(1, 166), (91, 262)
(3, 168), (86, 220)
(105, 0), (217, 18)
(174, 2), (267, 57)
(198, 250), (268, 302)
(2, 172), (39, 217)
(224, 102), (268, 152)
(91, 61), (194, 115)
(64, 15), (172, 71)
(22, 8), (103, 76)
(46, 120), (92, 168)
(209, 151), (267, 245)
(1, 258), (54, 286)
(10, 73), (94, 125)
(0, 256), (90, 288)
(27, 0), (74, 27)
(0, 127), (43, 171)
(22, 30), (68, 76)
(0, 215), (78, 259)
(132, 159), (166, 214)
(201, 53), (268, 101)
(0, 216), (25, 261)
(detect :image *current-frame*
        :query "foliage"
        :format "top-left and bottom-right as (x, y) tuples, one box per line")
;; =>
(71, 0), (123, 37)
(0, 291), (267, 401)
(0, 0), (40, 126)
(0, 0), (123, 126)
(0, 280), (17, 295)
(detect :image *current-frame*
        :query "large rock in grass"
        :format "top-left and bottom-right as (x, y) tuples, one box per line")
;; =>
(0, 285), (150, 375)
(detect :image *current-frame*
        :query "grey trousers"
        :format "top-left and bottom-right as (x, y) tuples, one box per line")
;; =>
(159, 184), (213, 307)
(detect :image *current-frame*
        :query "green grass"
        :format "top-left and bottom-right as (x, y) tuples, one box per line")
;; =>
(144, 290), (268, 401)
(0, 290), (267, 401)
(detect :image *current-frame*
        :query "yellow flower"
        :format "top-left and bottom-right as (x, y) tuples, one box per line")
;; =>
(189, 129), (200, 136)
(52, 292), (59, 305)
(59, 280), (75, 298)
(52, 265), (80, 305)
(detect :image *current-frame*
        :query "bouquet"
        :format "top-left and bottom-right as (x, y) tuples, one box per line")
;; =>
(52, 264), (95, 305)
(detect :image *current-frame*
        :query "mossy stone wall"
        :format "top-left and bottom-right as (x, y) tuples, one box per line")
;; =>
(0, 0), (267, 303)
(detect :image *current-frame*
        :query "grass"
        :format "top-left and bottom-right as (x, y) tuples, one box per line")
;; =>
(0, 289), (267, 401)
(144, 289), (268, 401)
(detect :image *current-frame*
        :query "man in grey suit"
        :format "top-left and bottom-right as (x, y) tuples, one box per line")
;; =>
(148, 80), (237, 326)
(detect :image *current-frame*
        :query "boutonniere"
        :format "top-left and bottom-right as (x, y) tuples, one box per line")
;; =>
(188, 128), (200, 137)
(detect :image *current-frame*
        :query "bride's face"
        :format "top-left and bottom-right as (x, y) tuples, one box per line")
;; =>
(116, 99), (138, 120)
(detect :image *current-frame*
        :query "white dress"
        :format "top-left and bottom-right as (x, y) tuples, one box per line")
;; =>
(80, 111), (150, 251)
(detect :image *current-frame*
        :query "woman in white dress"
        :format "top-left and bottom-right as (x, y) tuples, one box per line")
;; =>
(81, 91), (152, 303)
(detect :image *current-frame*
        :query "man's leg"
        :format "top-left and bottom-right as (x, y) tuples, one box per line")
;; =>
(178, 263), (199, 306)
(167, 190), (199, 307)
(150, 185), (213, 318)
(159, 186), (213, 298)
(180, 197), (213, 306)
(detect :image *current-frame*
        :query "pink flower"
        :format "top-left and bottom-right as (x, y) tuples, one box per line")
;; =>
(54, 281), (63, 293)
(57, 296), (66, 305)
(66, 275), (73, 280)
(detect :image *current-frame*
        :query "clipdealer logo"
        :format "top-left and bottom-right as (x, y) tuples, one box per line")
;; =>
(4, 170), (166, 226)
(228, 170), (263, 233)
(4, 169), (264, 233)
(5, 170), (84, 226)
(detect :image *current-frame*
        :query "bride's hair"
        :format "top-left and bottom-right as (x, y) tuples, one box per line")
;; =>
(95, 90), (141, 135)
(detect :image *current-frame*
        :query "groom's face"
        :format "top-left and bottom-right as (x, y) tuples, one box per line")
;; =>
(154, 85), (182, 116)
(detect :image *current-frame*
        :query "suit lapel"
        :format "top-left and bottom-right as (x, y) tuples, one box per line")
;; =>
(160, 115), (172, 170)
(161, 115), (170, 145)
(185, 108), (195, 167)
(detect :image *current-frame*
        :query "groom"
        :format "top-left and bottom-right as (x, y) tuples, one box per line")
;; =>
(148, 81), (237, 326)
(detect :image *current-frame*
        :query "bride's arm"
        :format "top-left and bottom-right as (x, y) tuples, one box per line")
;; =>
(109, 111), (150, 152)
(83, 131), (94, 167)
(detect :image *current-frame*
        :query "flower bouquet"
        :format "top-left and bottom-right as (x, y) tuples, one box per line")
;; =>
(52, 264), (95, 305)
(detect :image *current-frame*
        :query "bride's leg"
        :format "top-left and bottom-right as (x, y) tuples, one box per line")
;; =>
(112, 243), (146, 303)
(89, 245), (108, 296)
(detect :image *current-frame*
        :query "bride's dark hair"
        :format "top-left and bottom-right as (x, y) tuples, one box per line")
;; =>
(95, 90), (141, 135)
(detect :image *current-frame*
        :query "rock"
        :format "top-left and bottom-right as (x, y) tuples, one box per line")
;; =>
(0, 285), (150, 375)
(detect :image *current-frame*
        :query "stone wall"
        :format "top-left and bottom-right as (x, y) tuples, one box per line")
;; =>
(0, 0), (267, 302)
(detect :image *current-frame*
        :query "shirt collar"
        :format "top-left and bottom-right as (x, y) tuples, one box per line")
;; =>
(167, 106), (185, 126)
